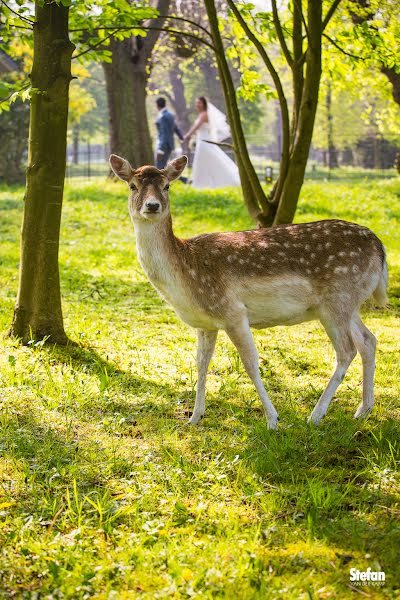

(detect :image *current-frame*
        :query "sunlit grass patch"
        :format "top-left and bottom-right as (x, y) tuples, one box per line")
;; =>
(0, 177), (399, 598)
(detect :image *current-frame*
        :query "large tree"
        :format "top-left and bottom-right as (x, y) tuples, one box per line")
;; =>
(204, 0), (342, 226)
(1, 0), (155, 343)
(102, 0), (171, 168)
(10, 0), (74, 343)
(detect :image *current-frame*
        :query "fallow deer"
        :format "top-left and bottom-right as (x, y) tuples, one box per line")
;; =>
(110, 154), (388, 429)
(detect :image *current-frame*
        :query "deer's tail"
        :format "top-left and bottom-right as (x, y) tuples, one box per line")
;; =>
(373, 248), (389, 306)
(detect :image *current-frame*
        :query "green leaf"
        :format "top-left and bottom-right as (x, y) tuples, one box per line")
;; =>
(0, 82), (11, 100)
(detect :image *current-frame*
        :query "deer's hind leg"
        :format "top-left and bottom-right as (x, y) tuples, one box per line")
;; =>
(308, 316), (357, 425)
(351, 313), (376, 418)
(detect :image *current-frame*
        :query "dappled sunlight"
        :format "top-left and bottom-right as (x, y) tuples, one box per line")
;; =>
(0, 179), (399, 597)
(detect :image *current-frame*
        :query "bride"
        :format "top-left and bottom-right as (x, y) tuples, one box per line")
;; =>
(183, 96), (240, 189)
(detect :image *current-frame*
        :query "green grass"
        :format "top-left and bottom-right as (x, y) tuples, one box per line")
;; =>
(0, 177), (399, 599)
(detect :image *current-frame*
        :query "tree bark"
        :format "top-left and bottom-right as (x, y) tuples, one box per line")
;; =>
(381, 66), (400, 107)
(10, 0), (74, 344)
(103, 0), (171, 168)
(169, 60), (191, 133)
(103, 37), (153, 168)
(204, 0), (270, 224)
(326, 79), (338, 169)
(274, 0), (322, 225)
(199, 58), (225, 111)
(72, 127), (79, 164)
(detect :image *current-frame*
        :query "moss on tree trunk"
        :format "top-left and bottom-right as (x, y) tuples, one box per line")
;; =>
(10, 1), (74, 344)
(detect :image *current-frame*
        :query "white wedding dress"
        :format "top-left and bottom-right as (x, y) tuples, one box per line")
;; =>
(191, 103), (240, 189)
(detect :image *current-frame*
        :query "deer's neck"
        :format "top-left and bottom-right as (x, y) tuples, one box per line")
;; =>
(133, 215), (182, 290)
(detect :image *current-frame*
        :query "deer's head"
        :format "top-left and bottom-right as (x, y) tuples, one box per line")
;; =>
(109, 155), (188, 223)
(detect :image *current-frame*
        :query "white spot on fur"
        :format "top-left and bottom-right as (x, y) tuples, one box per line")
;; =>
(189, 269), (196, 278)
(334, 266), (348, 274)
(352, 264), (359, 273)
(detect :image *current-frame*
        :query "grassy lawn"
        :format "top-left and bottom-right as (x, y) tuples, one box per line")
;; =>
(0, 177), (399, 599)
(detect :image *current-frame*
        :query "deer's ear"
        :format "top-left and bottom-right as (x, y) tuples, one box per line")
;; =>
(109, 154), (133, 182)
(163, 155), (188, 181)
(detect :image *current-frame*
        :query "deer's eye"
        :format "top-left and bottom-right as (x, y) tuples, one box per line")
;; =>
(164, 183), (170, 191)
(130, 183), (137, 192)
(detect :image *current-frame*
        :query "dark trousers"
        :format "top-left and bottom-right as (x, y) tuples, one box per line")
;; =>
(155, 150), (188, 184)
(155, 150), (171, 169)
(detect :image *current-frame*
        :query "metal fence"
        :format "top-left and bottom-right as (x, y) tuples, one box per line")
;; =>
(66, 143), (110, 180)
(65, 138), (399, 184)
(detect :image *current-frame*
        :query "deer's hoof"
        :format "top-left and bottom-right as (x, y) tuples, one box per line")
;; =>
(354, 404), (373, 419)
(307, 411), (324, 426)
(267, 415), (279, 430)
(187, 413), (203, 425)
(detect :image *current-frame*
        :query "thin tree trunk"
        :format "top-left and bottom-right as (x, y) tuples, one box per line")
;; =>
(72, 127), (79, 164)
(10, 0), (74, 344)
(326, 80), (338, 169)
(273, 0), (322, 225)
(204, 0), (270, 224)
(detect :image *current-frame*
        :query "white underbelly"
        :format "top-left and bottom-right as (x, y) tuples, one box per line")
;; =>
(237, 275), (318, 328)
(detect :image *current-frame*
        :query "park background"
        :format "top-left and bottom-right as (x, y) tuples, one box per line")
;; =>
(1, 0), (400, 598)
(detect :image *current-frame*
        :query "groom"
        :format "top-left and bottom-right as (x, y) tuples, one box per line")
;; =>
(155, 97), (184, 169)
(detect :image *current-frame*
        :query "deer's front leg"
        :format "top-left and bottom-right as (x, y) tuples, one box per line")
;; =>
(188, 329), (218, 425)
(225, 318), (278, 430)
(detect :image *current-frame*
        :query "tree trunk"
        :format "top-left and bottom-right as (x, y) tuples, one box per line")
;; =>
(10, 1), (74, 344)
(204, 0), (270, 224)
(326, 80), (338, 169)
(273, 0), (322, 225)
(103, 0), (171, 169)
(381, 66), (400, 106)
(199, 58), (225, 111)
(72, 127), (79, 164)
(169, 60), (191, 133)
(103, 38), (153, 168)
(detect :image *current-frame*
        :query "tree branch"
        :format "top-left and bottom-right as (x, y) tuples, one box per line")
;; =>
(292, 0), (310, 42)
(271, 0), (293, 67)
(322, 0), (342, 31)
(0, 0), (35, 24)
(72, 31), (117, 60)
(322, 33), (365, 60)
(142, 0), (171, 62)
(70, 25), (216, 52)
(226, 0), (290, 183)
(158, 14), (213, 39)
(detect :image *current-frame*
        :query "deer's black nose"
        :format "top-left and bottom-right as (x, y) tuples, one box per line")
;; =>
(145, 201), (160, 213)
